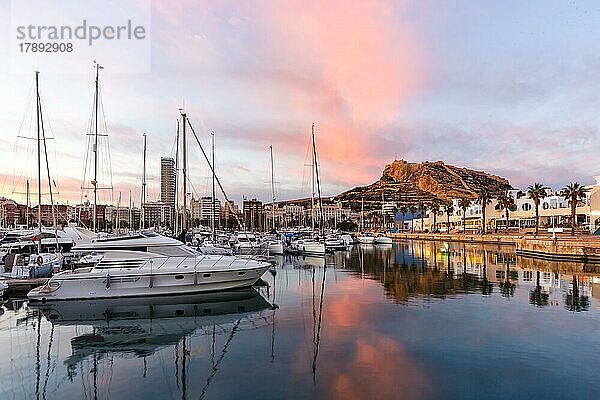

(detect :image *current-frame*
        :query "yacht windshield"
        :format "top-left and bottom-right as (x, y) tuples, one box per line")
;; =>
(149, 245), (202, 257)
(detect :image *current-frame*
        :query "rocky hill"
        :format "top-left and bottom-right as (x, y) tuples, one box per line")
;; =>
(335, 159), (513, 211)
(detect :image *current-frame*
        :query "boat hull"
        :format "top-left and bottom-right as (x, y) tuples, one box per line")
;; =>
(357, 237), (375, 244)
(267, 242), (284, 255)
(27, 265), (270, 301)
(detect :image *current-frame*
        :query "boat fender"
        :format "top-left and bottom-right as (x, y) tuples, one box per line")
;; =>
(105, 271), (110, 289)
(36, 255), (44, 266)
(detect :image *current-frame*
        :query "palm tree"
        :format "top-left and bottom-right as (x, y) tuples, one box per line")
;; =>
(496, 192), (515, 233)
(430, 201), (440, 233)
(409, 205), (417, 233)
(458, 197), (472, 234)
(419, 202), (428, 232)
(442, 201), (454, 233)
(476, 189), (492, 234)
(527, 183), (547, 236)
(399, 205), (408, 232)
(560, 182), (587, 235)
(529, 270), (549, 307)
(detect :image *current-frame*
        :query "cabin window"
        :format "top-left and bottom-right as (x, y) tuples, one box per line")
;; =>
(203, 308), (212, 314)
(203, 273), (212, 278)
(175, 309), (184, 316)
(151, 246), (194, 257)
(237, 271), (246, 276)
(174, 274), (184, 280)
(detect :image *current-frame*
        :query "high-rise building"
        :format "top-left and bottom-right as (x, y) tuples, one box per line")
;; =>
(190, 196), (221, 227)
(243, 198), (264, 231)
(160, 157), (176, 222)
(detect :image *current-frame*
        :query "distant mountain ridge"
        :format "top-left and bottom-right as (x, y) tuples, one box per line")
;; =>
(335, 159), (513, 211)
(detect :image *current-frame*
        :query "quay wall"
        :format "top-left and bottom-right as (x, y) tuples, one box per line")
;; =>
(390, 232), (517, 245)
(390, 232), (600, 263)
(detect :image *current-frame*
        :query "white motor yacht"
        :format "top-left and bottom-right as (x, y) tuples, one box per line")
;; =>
(233, 232), (267, 254)
(291, 238), (325, 256)
(266, 240), (284, 255)
(356, 232), (376, 244)
(324, 235), (347, 251)
(340, 234), (354, 247)
(261, 234), (284, 255)
(374, 234), (393, 245)
(199, 238), (233, 255)
(27, 231), (270, 301)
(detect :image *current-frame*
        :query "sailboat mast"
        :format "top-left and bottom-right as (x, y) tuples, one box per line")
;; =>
(140, 133), (147, 229)
(92, 62), (101, 232)
(116, 191), (121, 231)
(211, 131), (216, 241)
(35, 72), (42, 243)
(381, 192), (385, 230)
(128, 189), (132, 230)
(174, 119), (180, 235)
(361, 197), (364, 231)
(311, 125), (315, 232)
(26, 180), (30, 228)
(181, 112), (187, 234)
(38, 89), (58, 245)
(312, 123), (324, 237)
(270, 145), (276, 231)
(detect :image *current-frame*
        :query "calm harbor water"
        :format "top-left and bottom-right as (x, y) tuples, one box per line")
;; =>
(2, 240), (600, 399)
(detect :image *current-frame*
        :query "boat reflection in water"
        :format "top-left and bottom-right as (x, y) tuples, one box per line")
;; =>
(30, 289), (273, 371)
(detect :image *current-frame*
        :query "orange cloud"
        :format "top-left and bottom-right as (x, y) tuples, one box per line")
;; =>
(257, 0), (426, 184)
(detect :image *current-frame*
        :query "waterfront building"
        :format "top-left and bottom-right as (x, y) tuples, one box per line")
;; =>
(414, 176), (600, 233)
(221, 200), (242, 230)
(142, 201), (172, 229)
(243, 198), (264, 231)
(0, 197), (27, 227)
(283, 204), (304, 227)
(106, 205), (141, 229)
(263, 203), (286, 229)
(75, 202), (106, 230)
(190, 196), (221, 227)
(160, 157), (176, 222)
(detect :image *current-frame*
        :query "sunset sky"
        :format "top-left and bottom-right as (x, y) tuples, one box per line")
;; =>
(1, 0), (599, 207)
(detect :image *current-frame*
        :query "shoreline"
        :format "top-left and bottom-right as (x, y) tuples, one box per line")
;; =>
(390, 232), (600, 263)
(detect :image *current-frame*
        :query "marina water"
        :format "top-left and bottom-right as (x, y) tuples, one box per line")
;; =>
(2, 240), (600, 399)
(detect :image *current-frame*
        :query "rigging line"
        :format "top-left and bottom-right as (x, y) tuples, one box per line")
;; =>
(98, 84), (114, 204)
(7, 80), (35, 193)
(80, 134), (92, 204)
(312, 124), (325, 235)
(186, 118), (243, 228)
(39, 88), (58, 232)
(7, 83), (36, 197)
(198, 319), (242, 400)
